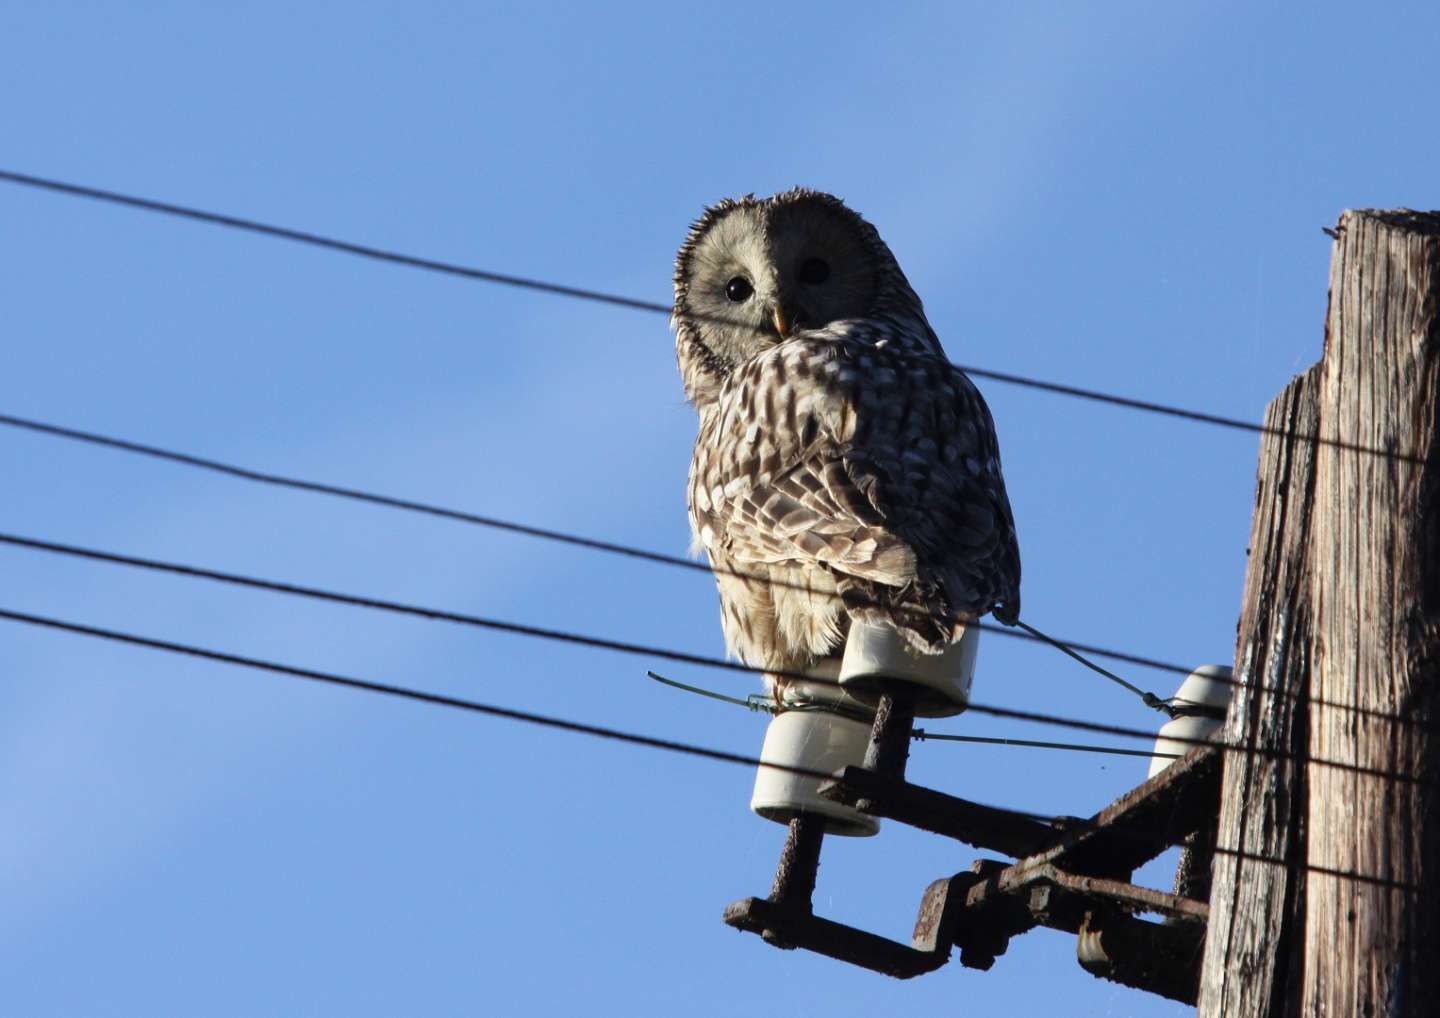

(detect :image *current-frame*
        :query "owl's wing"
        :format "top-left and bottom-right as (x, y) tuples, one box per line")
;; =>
(690, 338), (1020, 642)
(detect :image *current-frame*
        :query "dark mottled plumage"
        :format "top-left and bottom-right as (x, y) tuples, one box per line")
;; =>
(672, 189), (1020, 696)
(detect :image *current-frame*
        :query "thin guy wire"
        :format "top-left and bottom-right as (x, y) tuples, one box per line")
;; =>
(0, 167), (1420, 466)
(1012, 618), (1171, 714)
(0, 411), (1192, 679)
(0, 529), (1427, 784)
(644, 666), (1173, 759)
(0, 605), (1417, 893)
(648, 673), (1175, 760)
(647, 670), (771, 712)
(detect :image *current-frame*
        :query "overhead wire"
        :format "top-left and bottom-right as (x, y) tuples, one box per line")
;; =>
(3, 168), (1424, 712)
(0, 167), (1421, 466)
(3, 158), (1435, 958)
(0, 604), (1419, 894)
(911, 731), (1177, 760)
(3, 168), (1417, 711)
(0, 411), (701, 574)
(0, 410), (1194, 680)
(3, 170), (1429, 799)
(0, 606), (828, 779)
(0, 527), (1409, 733)
(0, 169), (671, 316)
(0, 529), (1428, 784)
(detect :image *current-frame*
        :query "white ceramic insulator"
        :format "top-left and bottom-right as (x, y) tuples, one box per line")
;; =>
(838, 622), (979, 718)
(1148, 664), (1235, 778)
(750, 709), (880, 837)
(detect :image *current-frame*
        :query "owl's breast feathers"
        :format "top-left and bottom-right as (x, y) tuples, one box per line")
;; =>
(688, 332), (1021, 654)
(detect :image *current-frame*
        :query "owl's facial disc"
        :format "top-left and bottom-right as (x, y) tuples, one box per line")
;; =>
(675, 191), (885, 388)
(678, 204), (785, 367)
(764, 197), (879, 335)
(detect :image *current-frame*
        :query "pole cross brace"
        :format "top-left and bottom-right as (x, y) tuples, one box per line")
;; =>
(722, 743), (1221, 1001)
(917, 856), (1208, 1003)
(899, 745), (1220, 1002)
(722, 896), (949, 979)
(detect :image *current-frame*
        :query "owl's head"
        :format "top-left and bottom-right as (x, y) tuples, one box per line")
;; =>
(671, 188), (929, 406)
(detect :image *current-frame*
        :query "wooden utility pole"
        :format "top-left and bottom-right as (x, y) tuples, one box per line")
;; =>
(1200, 210), (1440, 1016)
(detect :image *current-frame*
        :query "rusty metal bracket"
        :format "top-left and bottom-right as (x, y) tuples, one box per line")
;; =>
(1028, 741), (1222, 879)
(818, 766), (1059, 857)
(923, 747), (1217, 1002)
(1077, 908), (1205, 1004)
(723, 897), (948, 979)
(723, 736), (1220, 1005)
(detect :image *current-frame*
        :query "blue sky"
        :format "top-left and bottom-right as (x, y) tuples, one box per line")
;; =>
(3, 3), (1437, 1015)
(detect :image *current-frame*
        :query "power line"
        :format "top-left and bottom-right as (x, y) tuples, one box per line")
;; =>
(0, 167), (1418, 465)
(0, 530), (748, 677)
(0, 170), (1423, 756)
(0, 167), (1414, 704)
(0, 529), (1427, 782)
(0, 604), (1417, 893)
(0, 526), (1410, 735)
(0, 605), (827, 779)
(0, 410), (1194, 679)
(913, 730), (1176, 760)
(0, 169), (671, 316)
(2, 174), (1429, 915)
(0, 411), (699, 573)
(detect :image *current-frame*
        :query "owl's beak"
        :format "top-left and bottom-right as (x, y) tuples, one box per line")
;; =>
(771, 304), (790, 339)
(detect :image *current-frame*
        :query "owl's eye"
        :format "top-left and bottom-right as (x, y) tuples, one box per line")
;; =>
(798, 257), (830, 285)
(724, 276), (754, 303)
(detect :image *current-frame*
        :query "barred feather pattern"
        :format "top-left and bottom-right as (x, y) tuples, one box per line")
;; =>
(673, 190), (1020, 695)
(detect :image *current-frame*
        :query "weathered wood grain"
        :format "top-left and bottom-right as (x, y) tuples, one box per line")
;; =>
(1302, 210), (1440, 1017)
(1201, 209), (1440, 1017)
(1200, 367), (1320, 1017)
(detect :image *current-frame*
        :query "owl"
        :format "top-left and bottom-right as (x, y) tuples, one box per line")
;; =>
(672, 188), (1021, 703)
